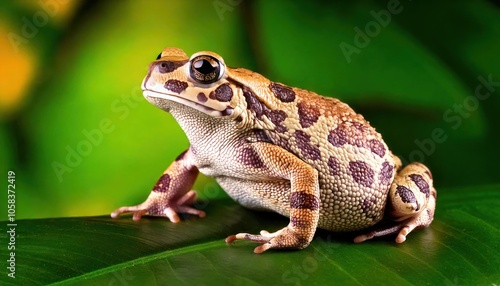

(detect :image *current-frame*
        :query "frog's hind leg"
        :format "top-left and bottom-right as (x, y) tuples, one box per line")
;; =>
(354, 162), (436, 243)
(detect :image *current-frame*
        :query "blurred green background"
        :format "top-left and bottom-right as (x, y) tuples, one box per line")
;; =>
(1, 0), (499, 219)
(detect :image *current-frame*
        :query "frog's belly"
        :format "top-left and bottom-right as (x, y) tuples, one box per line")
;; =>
(215, 176), (291, 214)
(215, 175), (388, 232)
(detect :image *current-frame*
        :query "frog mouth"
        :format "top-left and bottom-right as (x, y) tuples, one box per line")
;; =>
(142, 89), (233, 117)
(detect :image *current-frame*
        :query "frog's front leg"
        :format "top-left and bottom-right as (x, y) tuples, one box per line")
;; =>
(111, 148), (205, 222)
(225, 143), (320, 254)
(354, 162), (436, 243)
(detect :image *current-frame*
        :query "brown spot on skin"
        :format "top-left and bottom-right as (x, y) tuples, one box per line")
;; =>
(290, 192), (319, 211)
(350, 122), (367, 148)
(270, 82), (296, 102)
(239, 147), (264, 168)
(242, 86), (264, 119)
(272, 136), (293, 153)
(362, 196), (378, 219)
(409, 174), (430, 198)
(214, 83), (233, 102)
(265, 109), (287, 133)
(164, 79), (188, 94)
(327, 156), (341, 176)
(242, 85), (287, 132)
(328, 126), (348, 147)
(396, 185), (417, 207)
(209, 91), (216, 99)
(152, 174), (171, 192)
(158, 60), (188, 73)
(348, 161), (375, 187)
(250, 129), (273, 143)
(369, 139), (386, 158)
(352, 121), (367, 132)
(362, 196), (376, 208)
(328, 121), (383, 157)
(294, 130), (321, 160)
(297, 101), (320, 128)
(379, 161), (394, 185)
(197, 92), (207, 103)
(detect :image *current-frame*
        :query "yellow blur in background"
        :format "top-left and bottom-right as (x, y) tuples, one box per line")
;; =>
(1, 0), (499, 219)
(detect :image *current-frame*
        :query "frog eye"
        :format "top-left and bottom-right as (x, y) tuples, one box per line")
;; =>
(189, 55), (224, 84)
(156, 52), (162, 60)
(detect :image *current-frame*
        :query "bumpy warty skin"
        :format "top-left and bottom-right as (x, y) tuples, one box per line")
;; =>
(111, 48), (436, 253)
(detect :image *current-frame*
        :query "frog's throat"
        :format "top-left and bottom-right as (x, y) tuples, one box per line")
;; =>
(143, 89), (232, 118)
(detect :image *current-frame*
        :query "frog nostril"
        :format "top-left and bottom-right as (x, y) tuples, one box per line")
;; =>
(156, 52), (162, 60)
(157, 60), (187, 74)
(158, 62), (171, 74)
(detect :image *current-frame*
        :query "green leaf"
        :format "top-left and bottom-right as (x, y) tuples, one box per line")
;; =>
(2, 185), (499, 285)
